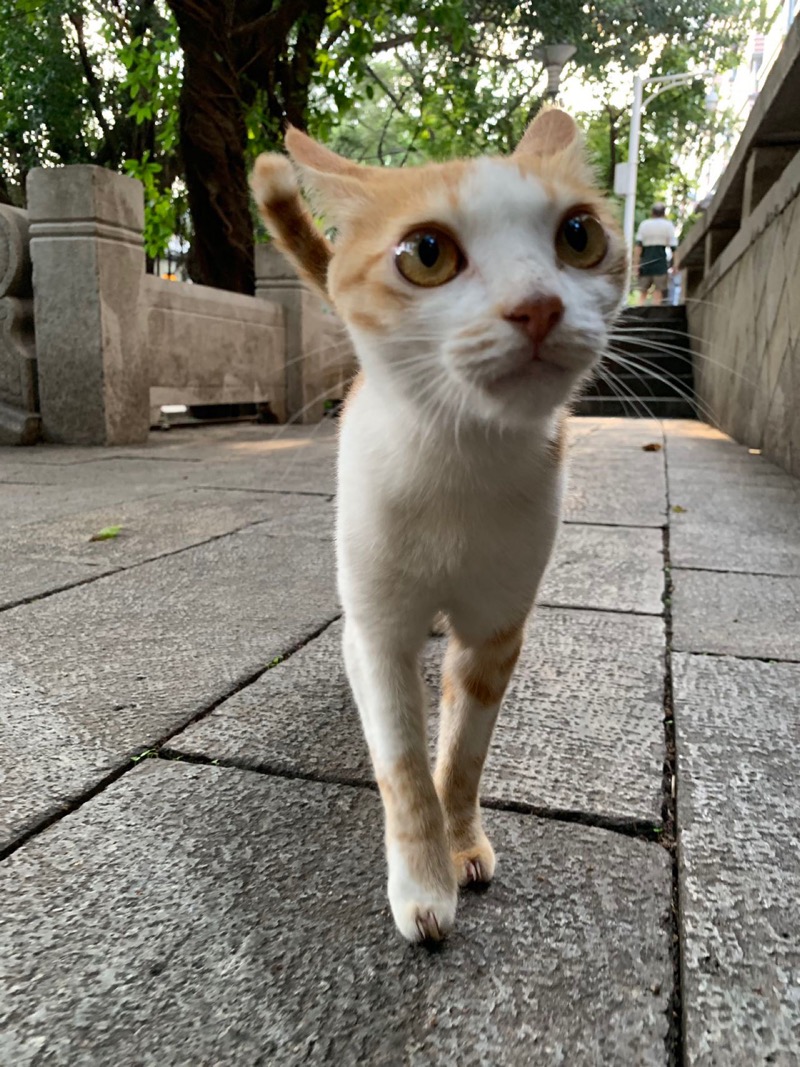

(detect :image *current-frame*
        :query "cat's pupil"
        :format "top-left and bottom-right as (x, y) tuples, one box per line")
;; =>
(418, 235), (440, 268)
(564, 217), (588, 252)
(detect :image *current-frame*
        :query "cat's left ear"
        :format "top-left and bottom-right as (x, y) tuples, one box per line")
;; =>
(284, 126), (371, 227)
(514, 108), (578, 158)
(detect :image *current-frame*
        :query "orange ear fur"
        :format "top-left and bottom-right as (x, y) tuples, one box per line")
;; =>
(514, 107), (578, 157)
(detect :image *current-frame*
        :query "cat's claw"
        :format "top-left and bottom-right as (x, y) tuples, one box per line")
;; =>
(465, 859), (481, 884)
(453, 838), (496, 887)
(415, 910), (443, 943)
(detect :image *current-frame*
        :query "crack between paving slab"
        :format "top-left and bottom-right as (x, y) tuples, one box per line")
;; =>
(537, 601), (664, 619)
(562, 519), (665, 530)
(152, 750), (667, 844)
(0, 613), (343, 863)
(670, 647), (800, 665)
(663, 428), (685, 1067)
(191, 484), (333, 500)
(672, 564), (799, 580)
(0, 515), (330, 613)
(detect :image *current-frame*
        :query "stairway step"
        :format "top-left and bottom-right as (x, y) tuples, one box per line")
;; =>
(574, 396), (697, 418)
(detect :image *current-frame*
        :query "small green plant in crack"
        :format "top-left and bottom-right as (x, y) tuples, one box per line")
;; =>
(267, 655), (284, 668)
(130, 747), (158, 763)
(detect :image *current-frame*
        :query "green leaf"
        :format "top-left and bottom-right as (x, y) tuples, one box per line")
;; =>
(89, 524), (123, 542)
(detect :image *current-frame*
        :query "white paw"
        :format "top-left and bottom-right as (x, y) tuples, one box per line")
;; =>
(387, 848), (458, 943)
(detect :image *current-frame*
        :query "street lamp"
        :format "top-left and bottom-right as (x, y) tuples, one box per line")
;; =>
(532, 44), (577, 100)
(621, 69), (714, 250)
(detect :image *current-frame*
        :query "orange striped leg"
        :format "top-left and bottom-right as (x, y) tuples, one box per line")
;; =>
(433, 625), (524, 886)
(343, 621), (457, 942)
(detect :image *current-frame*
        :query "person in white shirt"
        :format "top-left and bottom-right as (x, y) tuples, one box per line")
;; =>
(633, 203), (677, 306)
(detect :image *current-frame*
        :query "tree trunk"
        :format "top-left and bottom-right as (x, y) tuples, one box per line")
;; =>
(168, 1), (255, 294)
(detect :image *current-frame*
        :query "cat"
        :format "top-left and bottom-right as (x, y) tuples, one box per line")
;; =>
(250, 108), (627, 943)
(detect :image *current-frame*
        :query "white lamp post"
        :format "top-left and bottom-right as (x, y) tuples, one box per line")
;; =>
(532, 44), (577, 100)
(621, 70), (715, 250)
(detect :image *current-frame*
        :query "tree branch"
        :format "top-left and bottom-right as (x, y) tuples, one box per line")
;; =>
(67, 13), (113, 144)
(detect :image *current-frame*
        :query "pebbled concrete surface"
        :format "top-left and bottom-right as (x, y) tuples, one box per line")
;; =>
(0, 522), (338, 850)
(170, 607), (666, 824)
(541, 522), (664, 614)
(673, 653), (800, 1065)
(0, 761), (672, 1067)
(3, 415), (799, 1065)
(671, 568), (800, 661)
(0, 489), (333, 608)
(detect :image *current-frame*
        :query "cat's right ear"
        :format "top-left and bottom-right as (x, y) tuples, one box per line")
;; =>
(284, 126), (369, 227)
(514, 108), (578, 158)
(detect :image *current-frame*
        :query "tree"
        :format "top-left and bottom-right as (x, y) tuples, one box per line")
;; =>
(0, 1), (173, 203)
(0, 0), (763, 288)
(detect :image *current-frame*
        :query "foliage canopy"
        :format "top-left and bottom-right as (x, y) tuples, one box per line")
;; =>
(0, 0), (761, 289)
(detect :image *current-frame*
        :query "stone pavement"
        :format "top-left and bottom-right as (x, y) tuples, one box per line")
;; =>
(1, 418), (798, 1065)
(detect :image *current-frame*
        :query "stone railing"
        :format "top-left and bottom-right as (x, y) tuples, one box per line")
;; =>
(0, 164), (356, 446)
(0, 204), (38, 444)
(677, 18), (800, 477)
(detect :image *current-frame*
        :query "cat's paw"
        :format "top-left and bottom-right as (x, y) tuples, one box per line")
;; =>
(388, 851), (458, 943)
(452, 832), (496, 888)
(390, 887), (458, 944)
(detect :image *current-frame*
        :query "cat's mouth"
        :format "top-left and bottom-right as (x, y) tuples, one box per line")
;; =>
(486, 347), (570, 391)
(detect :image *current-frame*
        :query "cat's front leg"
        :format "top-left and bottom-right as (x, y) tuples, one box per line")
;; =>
(343, 619), (457, 943)
(434, 622), (525, 886)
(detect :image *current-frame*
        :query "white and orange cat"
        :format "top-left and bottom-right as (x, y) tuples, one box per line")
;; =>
(250, 108), (626, 944)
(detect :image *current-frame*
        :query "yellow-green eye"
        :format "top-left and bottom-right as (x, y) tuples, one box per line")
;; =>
(395, 228), (464, 287)
(556, 213), (608, 269)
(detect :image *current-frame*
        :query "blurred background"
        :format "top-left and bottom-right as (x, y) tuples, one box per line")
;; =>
(1, 0), (796, 294)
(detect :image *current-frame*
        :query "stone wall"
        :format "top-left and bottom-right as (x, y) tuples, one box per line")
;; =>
(677, 18), (800, 477)
(687, 155), (800, 475)
(0, 164), (356, 445)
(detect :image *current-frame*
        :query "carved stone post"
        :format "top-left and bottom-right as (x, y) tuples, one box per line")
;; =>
(27, 166), (149, 445)
(0, 205), (39, 445)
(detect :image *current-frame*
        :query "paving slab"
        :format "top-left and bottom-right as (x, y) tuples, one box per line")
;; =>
(541, 523), (664, 614)
(0, 489), (333, 608)
(0, 480), (175, 528)
(0, 425), (338, 497)
(0, 521), (338, 850)
(568, 417), (666, 449)
(666, 441), (800, 575)
(170, 607), (666, 823)
(563, 447), (667, 527)
(673, 654), (800, 1066)
(671, 569), (800, 661)
(0, 760), (672, 1066)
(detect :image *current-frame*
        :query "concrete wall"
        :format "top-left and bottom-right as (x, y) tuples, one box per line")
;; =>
(687, 155), (800, 475)
(678, 19), (800, 477)
(1, 164), (356, 445)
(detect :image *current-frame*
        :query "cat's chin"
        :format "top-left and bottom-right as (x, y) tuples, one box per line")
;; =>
(487, 354), (570, 391)
(465, 355), (584, 423)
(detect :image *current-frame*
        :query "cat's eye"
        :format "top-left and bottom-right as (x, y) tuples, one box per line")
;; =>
(395, 228), (464, 287)
(556, 212), (608, 269)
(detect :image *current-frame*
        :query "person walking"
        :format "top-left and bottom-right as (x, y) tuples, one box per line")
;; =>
(633, 203), (677, 306)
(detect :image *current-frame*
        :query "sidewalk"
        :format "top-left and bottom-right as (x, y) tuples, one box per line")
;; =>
(1, 418), (798, 1065)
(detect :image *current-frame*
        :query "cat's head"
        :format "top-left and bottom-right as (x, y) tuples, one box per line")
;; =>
(280, 109), (626, 427)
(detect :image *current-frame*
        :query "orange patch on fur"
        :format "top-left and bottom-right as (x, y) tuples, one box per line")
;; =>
(376, 753), (452, 894)
(348, 309), (384, 332)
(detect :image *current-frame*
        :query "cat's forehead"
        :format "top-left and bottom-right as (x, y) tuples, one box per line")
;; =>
(363, 157), (583, 246)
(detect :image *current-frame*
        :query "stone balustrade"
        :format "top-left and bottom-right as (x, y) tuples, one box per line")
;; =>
(677, 18), (800, 477)
(0, 164), (356, 446)
(0, 203), (38, 444)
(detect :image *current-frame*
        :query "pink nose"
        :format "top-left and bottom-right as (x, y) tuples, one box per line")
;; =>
(504, 295), (564, 344)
